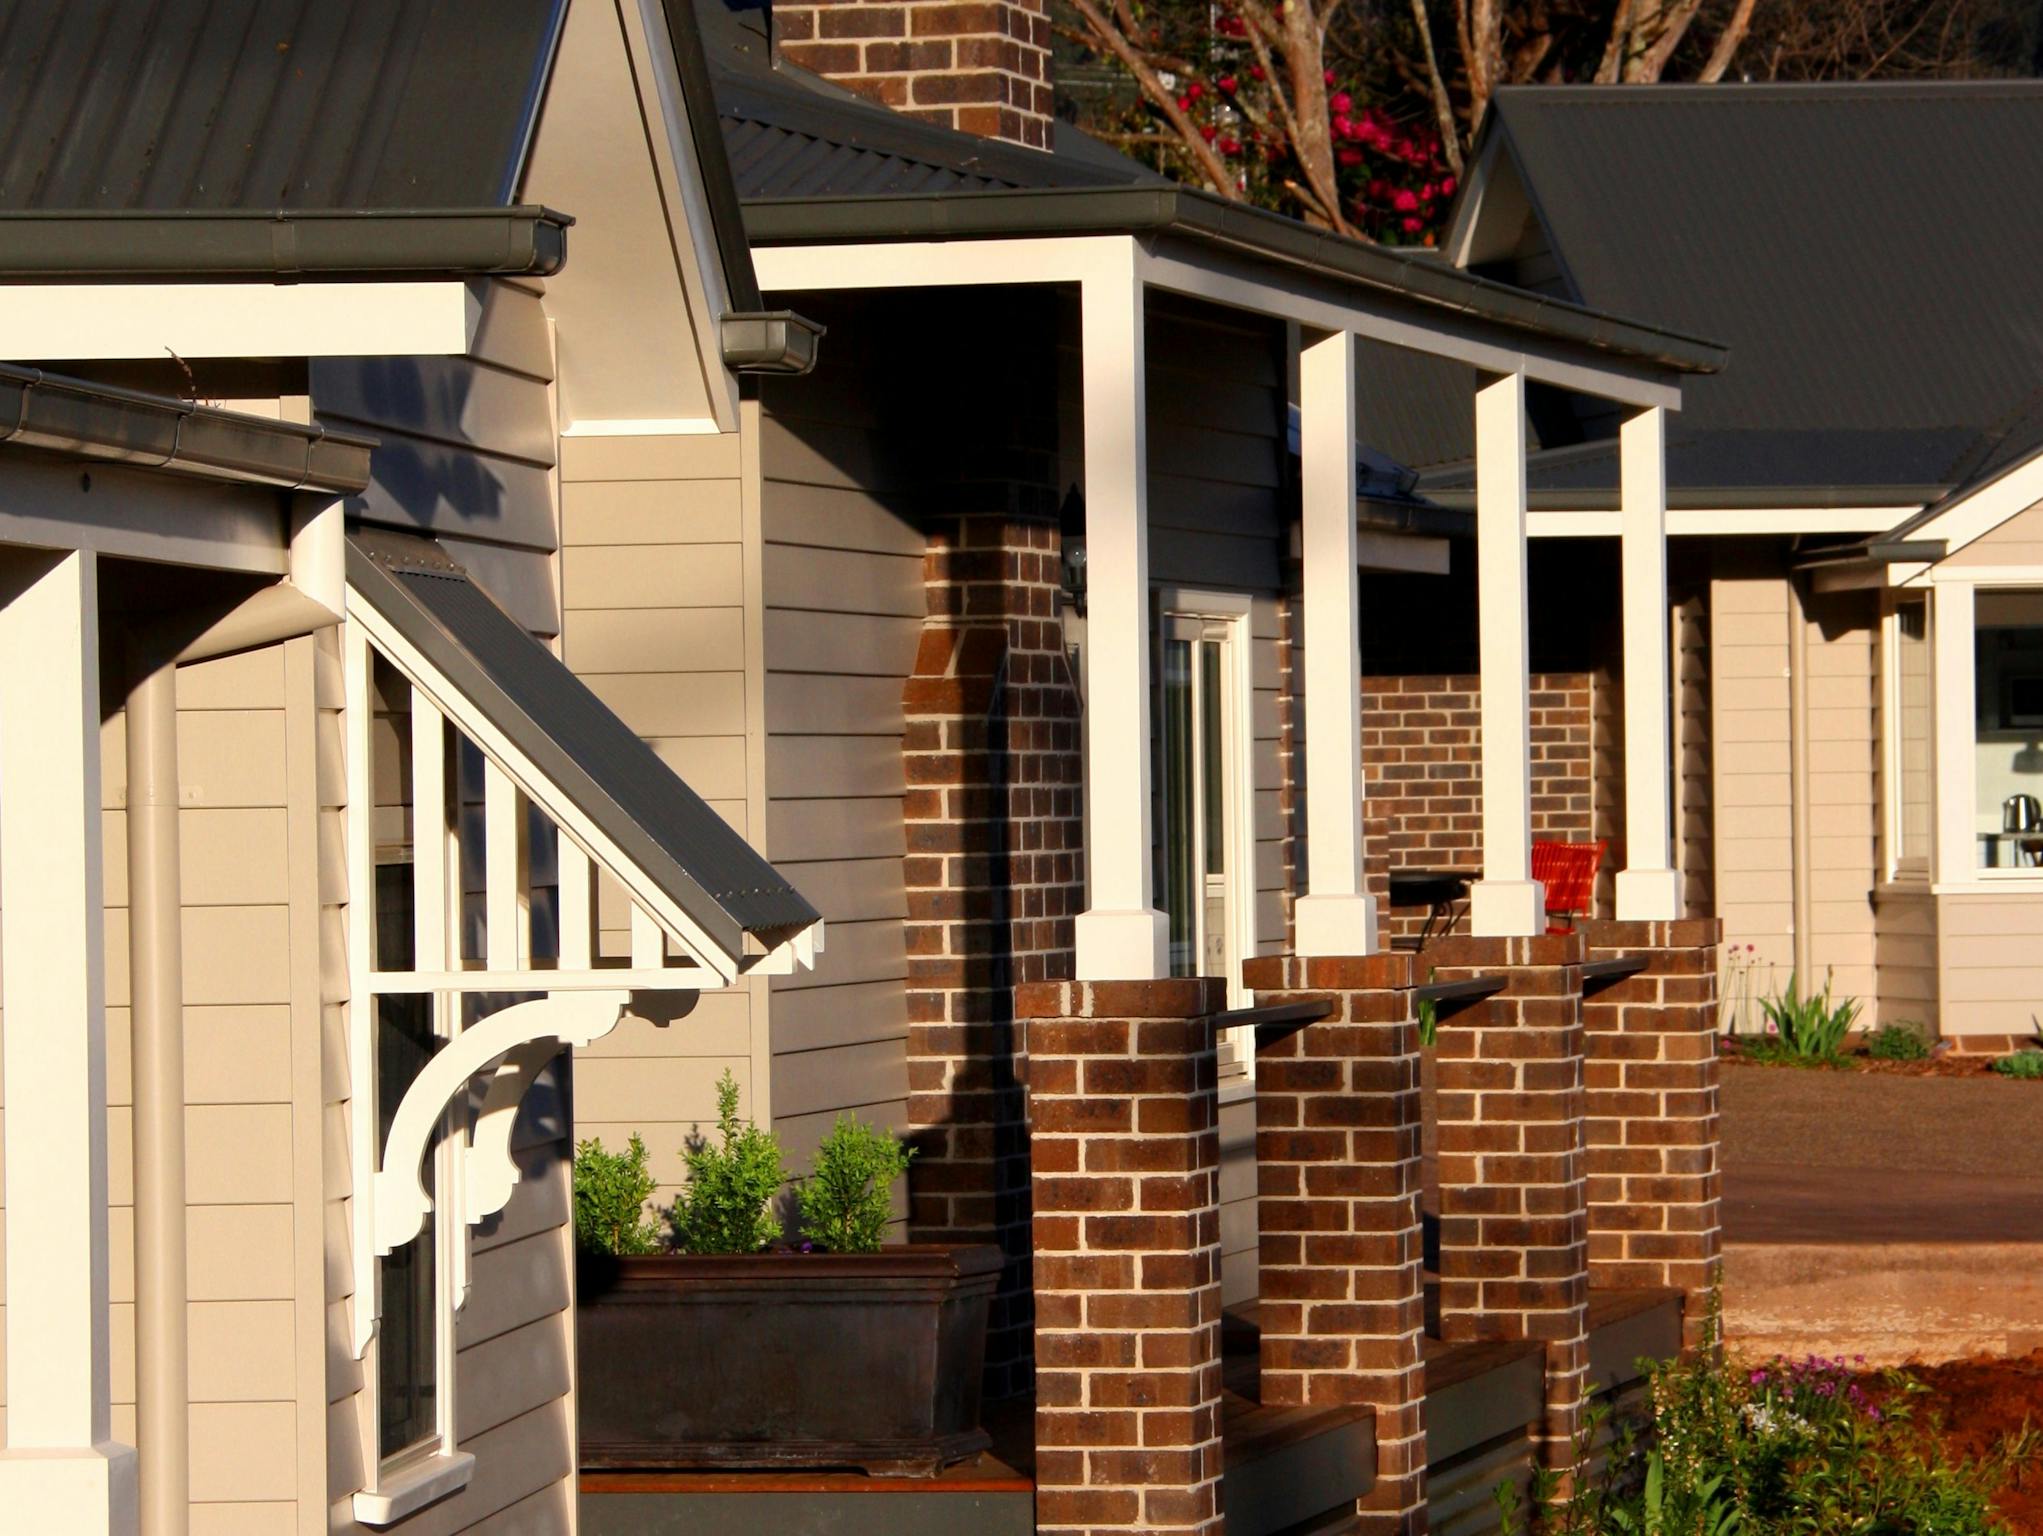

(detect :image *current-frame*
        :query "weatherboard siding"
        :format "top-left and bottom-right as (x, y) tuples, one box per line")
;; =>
(557, 426), (767, 1207)
(313, 279), (562, 637)
(756, 309), (922, 1170)
(1943, 495), (2043, 566)
(1933, 894), (2043, 1039)
(1802, 589), (1879, 1010)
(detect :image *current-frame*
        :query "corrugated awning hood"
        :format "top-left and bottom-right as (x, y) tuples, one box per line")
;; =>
(346, 529), (818, 960)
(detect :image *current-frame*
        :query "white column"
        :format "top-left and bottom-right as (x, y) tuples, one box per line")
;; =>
(1469, 372), (1545, 937)
(1074, 252), (1168, 980)
(1931, 579), (1975, 888)
(1294, 328), (1378, 956)
(0, 550), (138, 1533)
(1616, 406), (1681, 920)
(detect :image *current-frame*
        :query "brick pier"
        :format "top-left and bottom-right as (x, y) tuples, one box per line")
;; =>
(1020, 978), (1226, 1536)
(1580, 918), (1723, 1349)
(1428, 934), (1590, 1477)
(1243, 952), (1427, 1535)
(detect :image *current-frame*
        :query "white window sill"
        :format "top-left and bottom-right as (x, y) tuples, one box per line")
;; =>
(352, 1450), (475, 1526)
(1218, 1076), (1257, 1108)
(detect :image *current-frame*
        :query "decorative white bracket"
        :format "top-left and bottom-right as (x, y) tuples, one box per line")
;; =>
(372, 991), (631, 1257)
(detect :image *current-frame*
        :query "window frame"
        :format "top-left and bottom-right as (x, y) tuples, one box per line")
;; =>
(1879, 593), (1934, 884)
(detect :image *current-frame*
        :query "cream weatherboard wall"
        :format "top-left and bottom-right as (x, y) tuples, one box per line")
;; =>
(558, 425), (772, 1208)
(1708, 556), (1880, 1024)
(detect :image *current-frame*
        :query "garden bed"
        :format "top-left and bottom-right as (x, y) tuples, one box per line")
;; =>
(1863, 1351), (2043, 1534)
(1722, 1037), (2039, 1078)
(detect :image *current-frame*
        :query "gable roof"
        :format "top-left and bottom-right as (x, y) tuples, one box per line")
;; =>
(1409, 81), (2043, 503)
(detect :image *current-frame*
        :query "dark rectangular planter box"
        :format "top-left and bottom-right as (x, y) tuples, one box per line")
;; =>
(577, 1243), (1002, 1477)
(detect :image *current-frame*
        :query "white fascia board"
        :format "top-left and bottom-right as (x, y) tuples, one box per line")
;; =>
(1528, 506), (1920, 538)
(0, 281), (475, 360)
(1904, 450), (2043, 560)
(1356, 529), (1450, 574)
(0, 455), (287, 574)
(755, 237), (1682, 410)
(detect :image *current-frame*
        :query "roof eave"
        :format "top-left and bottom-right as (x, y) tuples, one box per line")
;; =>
(740, 186), (1726, 377)
(0, 207), (573, 281)
(0, 363), (374, 493)
(1421, 483), (1951, 513)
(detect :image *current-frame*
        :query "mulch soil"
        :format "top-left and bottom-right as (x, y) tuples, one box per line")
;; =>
(1860, 1351), (2043, 1533)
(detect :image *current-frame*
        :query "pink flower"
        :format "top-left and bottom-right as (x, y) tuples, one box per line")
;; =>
(1186, 81), (1204, 101)
(1441, 175), (1457, 197)
(1330, 90), (1353, 114)
(1217, 135), (1242, 155)
(1400, 216), (1423, 233)
(1218, 75), (1238, 93)
(1332, 115), (1352, 139)
(1248, 64), (1266, 80)
(1323, 67), (1336, 84)
(1176, 95), (1192, 112)
(1336, 147), (1362, 166)
(1421, 182), (1437, 201)
(1367, 178), (1389, 199)
(1200, 122), (1217, 141)
(1392, 188), (1420, 213)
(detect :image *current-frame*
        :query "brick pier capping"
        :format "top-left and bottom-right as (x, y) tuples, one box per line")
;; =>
(1021, 977), (1227, 1536)
(1243, 952), (1427, 1536)
(1579, 918), (1724, 1352)
(1426, 934), (1590, 1477)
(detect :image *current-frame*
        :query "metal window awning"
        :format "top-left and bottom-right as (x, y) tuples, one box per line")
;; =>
(341, 528), (821, 1300)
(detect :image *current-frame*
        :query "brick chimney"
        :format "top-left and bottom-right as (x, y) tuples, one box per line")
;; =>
(776, 0), (1054, 150)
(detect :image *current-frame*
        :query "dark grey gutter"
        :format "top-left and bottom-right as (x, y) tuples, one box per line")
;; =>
(0, 364), (373, 493)
(1792, 538), (1948, 570)
(1357, 498), (1471, 538)
(741, 186), (1727, 377)
(1421, 483), (1949, 514)
(0, 208), (571, 281)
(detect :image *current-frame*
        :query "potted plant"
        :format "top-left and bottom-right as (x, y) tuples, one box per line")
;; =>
(574, 1072), (1001, 1475)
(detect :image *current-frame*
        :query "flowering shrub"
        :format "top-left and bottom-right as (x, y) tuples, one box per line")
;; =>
(1499, 1321), (2018, 1534)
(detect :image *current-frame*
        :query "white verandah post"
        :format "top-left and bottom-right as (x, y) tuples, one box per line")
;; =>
(1294, 327), (1378, 956)
(1470, 371), (1545, 937)
(0, 549), (138, 1534)
(1616, 406), (1681, 920)
(1074, 249), (1169, 981)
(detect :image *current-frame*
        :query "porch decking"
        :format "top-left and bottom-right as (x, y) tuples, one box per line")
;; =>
(575, 1287), (1680, 1536)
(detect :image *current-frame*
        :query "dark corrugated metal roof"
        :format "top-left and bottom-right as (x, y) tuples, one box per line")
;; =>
(348, 529), (820, 957)
(702, 0), (1157, 199)
(0, 0), (566, 210)
(1389, 82), (2043, 500)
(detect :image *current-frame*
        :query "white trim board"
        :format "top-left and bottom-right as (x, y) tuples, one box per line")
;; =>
(1527, 507), (1918, 538)
(0, 281), (475, 359)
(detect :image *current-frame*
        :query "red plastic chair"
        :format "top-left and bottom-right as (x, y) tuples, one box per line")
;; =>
(1530, 839), (1606, 934)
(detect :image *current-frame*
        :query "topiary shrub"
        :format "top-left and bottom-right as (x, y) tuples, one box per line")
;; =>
(799, 1114), (915, 1254)
(670, 1069), (788, 1254)
(573, 1133), (662, 1256)
(1866, 1021), (1931, 1061)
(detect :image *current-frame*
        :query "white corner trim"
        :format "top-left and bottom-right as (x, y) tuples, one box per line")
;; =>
(373, 992), (629, 1255)
(352, 1450), (476, 1526)
(1909, 450), (2043, 562)
(0, 282), (475, 360)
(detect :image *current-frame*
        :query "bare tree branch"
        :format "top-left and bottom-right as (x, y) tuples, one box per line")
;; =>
(1698, 0), (1759, 80)
(1408, 0), (1466, 173)
(1596, 0), (1637, 81)
(1064, 0), (1244, 196)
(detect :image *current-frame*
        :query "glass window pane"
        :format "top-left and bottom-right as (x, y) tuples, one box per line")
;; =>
(1894, 602), (1931, 869)
(1160, 637), (1196, 976)
(1974, 589), (2043, 868)
(374, 862), (440, 1459)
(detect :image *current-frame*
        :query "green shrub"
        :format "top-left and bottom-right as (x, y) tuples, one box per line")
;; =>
(798, 1114), (915, 1254)
(572, 1133), (662, 1256)
(1866, 1021), (1931, 1061)
(1992, 1049), (2043, 1080)
(670, 1069), (788, 1254)
(1754, 970), (1860, 1061)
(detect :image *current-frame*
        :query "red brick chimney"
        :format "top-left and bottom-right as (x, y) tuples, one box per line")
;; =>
(776, 0), (1054, 150)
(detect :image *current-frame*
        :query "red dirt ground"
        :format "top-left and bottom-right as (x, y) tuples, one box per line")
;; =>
(1870, 1351), (2043, 1533)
